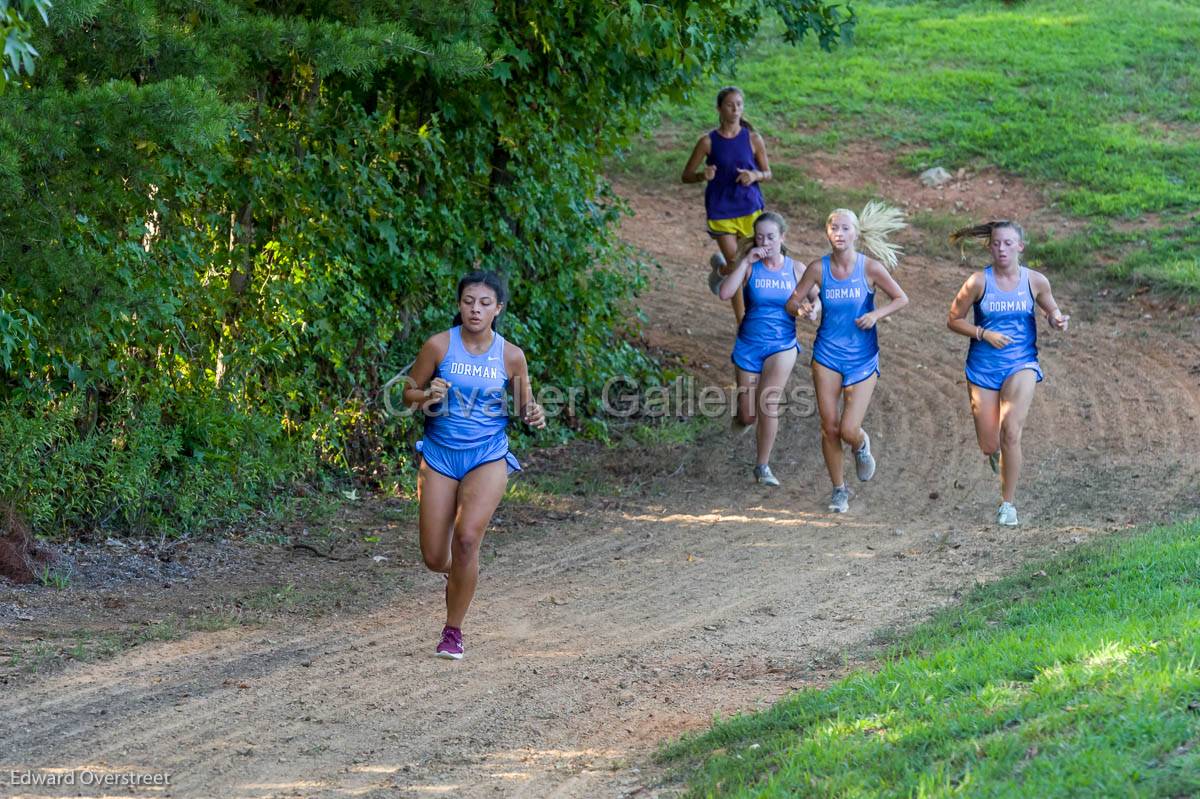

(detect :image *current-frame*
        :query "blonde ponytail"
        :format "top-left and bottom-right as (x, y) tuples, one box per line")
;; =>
(828, 201), (906, 270)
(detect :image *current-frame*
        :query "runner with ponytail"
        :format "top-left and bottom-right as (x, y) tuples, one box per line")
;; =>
(787, 202), (909, 513)
(946, 220), (1069, 526)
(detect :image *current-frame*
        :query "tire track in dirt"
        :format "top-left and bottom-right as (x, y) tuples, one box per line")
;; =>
(2, 175), (1198, 799)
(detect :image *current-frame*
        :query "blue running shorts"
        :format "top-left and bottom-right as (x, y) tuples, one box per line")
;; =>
(812, 352), (880, 388)
(732, 339), (800, 374)
(416, 432), (521, 481)
(965, 361), (1043, 392)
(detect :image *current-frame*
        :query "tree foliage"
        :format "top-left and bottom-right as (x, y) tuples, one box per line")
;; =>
(0, 0), (852, 536)
(0, 0), (50, 84)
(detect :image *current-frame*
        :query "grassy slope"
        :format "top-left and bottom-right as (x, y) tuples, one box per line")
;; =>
(662, 519), (1200, 797)
(619, 0), (1200, 292)
(637, 4), (1200, 793)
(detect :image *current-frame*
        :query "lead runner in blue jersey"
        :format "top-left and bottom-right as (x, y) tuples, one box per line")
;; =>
(404, 271), (546, 660)
(788, 204), (909, 514)
(717, 212), (819, 487)
(947, 220), (1069, 527)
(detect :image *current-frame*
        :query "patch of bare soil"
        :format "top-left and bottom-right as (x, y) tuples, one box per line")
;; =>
(2, 149), (1199, 798)
(799, 139), (1061, 223)
(0, 504), (53, 585)
(0, 500), (425, 671)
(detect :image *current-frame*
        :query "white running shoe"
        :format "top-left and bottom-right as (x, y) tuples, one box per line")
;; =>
(708, 253), (727, 296)
(829, 485), (850, 513)
(754, 464), (780, 487)
(996, 501), (1019, 526)
(854, 430), (876, 482)
(988, 450), (1000, 475)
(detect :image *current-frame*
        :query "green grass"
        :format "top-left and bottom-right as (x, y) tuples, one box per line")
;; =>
(630, 415), (715, 447)
(505, 462), (622, 502)
(35, 564), (72, 590)
(662, 518), (1200, 797)
(620, 0), (1200, 293)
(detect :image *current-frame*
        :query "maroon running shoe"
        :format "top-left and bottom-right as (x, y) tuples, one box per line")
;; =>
(435, 625), (464, 660)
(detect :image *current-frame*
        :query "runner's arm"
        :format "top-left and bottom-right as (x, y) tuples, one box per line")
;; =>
(857, 259), (909, 328)
(681, 135), (714, 184)
(786, 261), (822, 318)
(505, 343), (546, 428)
(718, 245), (764, 301)
(947, 272), (1010, 345)
(1030, 270), (1070, 331)
(736, 132), (772, 186)
(402, 333), (451, 410)
(792, 260), (821, 320)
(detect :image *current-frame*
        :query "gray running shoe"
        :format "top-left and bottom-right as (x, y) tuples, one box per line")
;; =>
(854, 430), (876, 482)
(709, 253), (727, 295)
(829, 484), (850, 513)
(988, 450), (1000, 475)
(996, 501), (1019, 526)
(754, 464), (780, 487)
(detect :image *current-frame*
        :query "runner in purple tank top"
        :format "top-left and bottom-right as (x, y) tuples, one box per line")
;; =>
(788, 203), (909, 514)
(681, 86), (772, 327)
(404, 271), (546, 660)
(947, 220), (1070, 527)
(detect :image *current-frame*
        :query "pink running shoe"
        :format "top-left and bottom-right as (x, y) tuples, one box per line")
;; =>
(435, 625), (464, 660)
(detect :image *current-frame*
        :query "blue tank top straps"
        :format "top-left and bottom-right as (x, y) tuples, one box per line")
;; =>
(704, 127), (765, 222)
(424, 326), (509, 449)
(965, 266), (1041, 390)
(738, 257), (799, 346)
(813, 253), (878, 375)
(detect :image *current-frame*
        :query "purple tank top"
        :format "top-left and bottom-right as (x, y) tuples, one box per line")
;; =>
(704, 127), (765, 221)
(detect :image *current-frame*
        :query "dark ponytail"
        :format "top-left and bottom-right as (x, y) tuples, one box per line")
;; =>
(716, 86), (753, 131)
(949, 220), (1026, 248)
(452, 270), (508, 330)
(945, 218), (1022, 257)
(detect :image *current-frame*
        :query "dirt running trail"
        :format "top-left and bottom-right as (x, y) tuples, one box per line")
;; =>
(3, 166), (1200, 798)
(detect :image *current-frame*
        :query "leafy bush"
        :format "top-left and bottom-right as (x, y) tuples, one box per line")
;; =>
(0, 1), (850, 538)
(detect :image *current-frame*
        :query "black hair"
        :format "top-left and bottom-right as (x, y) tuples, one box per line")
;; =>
(716, 86), (753, 131)
(452, 270), (508, 330)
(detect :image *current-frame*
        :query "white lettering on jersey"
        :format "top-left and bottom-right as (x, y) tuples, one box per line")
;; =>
(985, 300), (1029, 313)
(448, 362), (502, 380)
